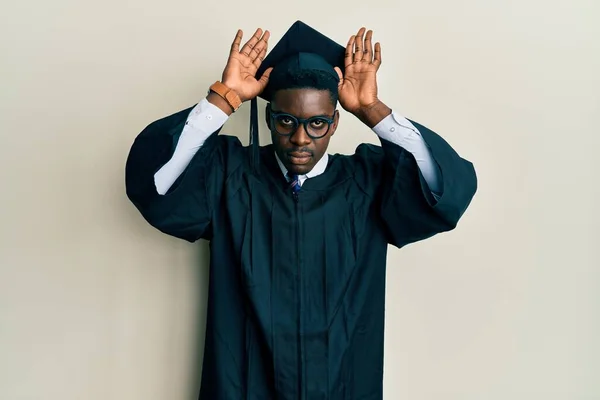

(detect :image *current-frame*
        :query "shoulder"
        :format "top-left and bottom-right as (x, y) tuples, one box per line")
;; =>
(328, 142), (386, 195)
(353, 142), (385, 159)
(211, 133), (245, 148)
(203, 134), (247, 174)
(331, 142), (385, 170)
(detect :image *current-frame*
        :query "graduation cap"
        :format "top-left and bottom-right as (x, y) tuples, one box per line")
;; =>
(248, 21), (346, 172)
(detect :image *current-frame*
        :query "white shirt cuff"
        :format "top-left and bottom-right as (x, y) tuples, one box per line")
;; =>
(372, 112), (420, 145)
(185, 97), (230, 132)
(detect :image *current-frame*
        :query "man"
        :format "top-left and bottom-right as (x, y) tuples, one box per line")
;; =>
(126, 21), (477, 400)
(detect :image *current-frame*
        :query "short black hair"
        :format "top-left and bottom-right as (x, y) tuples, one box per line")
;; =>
(265, 69), (339, 106)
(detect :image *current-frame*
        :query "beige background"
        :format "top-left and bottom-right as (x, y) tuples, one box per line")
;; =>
(1, 0), (599, 399)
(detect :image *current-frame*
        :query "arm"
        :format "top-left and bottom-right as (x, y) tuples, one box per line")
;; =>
(338, 28), (477, 248)
(154, 95), (231, 195)
(373, 118), (476, 248)
(350, 123), (477, 248)
(125, 106), (240, 242)
(371, 109), (442, 198)
(125, 28), (273, 242)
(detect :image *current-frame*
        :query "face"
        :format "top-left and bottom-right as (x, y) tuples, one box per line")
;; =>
(267, 88), (339, 175)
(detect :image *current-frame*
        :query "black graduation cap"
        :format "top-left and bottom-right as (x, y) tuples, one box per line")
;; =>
(248, 21), (345, 171)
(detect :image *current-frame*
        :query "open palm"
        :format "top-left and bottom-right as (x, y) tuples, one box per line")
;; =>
(221, 29), (273, 102)
(335, 28), (382, 114)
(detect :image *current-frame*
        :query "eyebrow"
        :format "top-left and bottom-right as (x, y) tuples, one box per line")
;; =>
(271, 109), (333, 119)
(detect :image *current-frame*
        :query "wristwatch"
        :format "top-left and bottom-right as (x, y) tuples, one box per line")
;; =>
(209, 81), (242, 112)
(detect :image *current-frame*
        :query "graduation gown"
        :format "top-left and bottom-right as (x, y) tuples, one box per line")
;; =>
(125, 106), (477, 400)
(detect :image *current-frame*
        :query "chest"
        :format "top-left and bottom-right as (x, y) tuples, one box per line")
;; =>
(221, 175), (378, 253)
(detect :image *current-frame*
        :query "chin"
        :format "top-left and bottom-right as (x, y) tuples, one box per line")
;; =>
(287, 163), (313, 175)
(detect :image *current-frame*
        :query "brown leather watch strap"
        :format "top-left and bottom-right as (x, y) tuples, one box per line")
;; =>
(209, 81), (242, 112)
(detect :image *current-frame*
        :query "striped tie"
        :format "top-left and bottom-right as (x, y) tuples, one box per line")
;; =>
(288, 173), (301, 195)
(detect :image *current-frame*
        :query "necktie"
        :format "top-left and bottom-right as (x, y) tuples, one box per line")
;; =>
(287, 173), (301, 196)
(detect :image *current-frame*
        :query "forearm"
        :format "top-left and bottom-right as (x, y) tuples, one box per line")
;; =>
(375, 118), (477, 248)
(353, 100), (392, 128)
(364, 102), (442, 195)
(206, 92), (235, 116)
(154, 96), (230, 194)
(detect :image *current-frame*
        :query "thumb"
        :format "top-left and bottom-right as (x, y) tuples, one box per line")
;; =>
(257, 67), (273, 90)
(334, 67), (344, 88)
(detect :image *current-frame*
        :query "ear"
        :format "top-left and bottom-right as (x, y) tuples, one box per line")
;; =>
(330, 110), (340, 137)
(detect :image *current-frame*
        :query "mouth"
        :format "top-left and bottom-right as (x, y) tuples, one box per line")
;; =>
(287, 152), (312, 165)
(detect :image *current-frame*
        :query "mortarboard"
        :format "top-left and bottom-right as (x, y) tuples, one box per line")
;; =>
(248, 21), (346, 172)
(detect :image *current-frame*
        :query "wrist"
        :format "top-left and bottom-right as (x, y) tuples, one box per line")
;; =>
(354, 100), (392, 128)
(207, 81), (242, 115)
(221, 80), (243, 100)
(222, 79), (255, 104)
(206, 91), (234, 116)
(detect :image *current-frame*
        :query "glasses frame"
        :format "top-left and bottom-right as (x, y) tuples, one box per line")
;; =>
(268, 106), (337, 139)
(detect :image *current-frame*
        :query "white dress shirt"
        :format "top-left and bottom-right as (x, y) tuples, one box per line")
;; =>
(154, 98), (441, 196)
(274, 152), (329, 187)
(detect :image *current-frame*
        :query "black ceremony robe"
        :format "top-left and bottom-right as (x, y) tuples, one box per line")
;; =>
(125, 106), (477, 400)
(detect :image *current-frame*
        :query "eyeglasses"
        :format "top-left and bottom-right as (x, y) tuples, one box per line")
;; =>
(269, 107), (337, 139)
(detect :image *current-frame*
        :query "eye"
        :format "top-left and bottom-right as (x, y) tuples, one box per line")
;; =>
(309, 118), (328, 129)
(277, 116), (295, 126)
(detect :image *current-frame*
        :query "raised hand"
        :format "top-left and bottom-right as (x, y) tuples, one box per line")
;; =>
(335, 28), (383, 116)
(335, 27), (391, 128)
(221, 28), (273, 102)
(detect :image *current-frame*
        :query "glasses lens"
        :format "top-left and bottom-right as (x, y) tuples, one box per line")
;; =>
(274, 115), (297, 136)
(306, 118), (331, 138)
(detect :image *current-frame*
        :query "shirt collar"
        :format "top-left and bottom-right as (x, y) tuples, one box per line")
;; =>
(275, 151), (329, 183)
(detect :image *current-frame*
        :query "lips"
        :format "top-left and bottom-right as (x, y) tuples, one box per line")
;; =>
(288, 152), (312, 164)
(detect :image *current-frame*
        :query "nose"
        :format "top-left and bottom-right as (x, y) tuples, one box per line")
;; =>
(290, 123), (311, 146)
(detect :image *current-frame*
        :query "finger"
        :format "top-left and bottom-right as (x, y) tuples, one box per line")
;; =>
(334, 66), (344, 92)
(230, 29), (243, 56)
(249, 30), (270, 61)
(364, 30), (374, 62)
(257, 67), (274, 90)
(334, 66), (344, 87)
(344, 35), (355, 68)
(253, 44), (268, 68)
(354, 27), (366, 61)
(240, 28), (263, 56)
(240, 28), (262, 56)
(334, 66), (343, 81)
(373, 42), (382, 68)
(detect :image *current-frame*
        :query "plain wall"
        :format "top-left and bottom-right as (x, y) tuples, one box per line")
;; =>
(1, 0), (598, 399)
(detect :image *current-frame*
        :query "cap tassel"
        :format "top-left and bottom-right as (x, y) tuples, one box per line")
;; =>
(249, 97), (260, 174)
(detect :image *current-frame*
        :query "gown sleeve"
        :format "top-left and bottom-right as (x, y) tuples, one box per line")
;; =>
(125, 106), (245, 242)
(353, 120), (478, 248)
